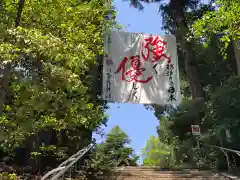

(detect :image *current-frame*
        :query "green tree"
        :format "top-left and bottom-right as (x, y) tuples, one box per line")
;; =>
(94, 125), (139, 167)
(142, 136), (173, 167)
(0, 0), (114, 174)
(125, 4), (208, 160)
(83, 126), (139, 179)
(126, 0), (204, 100)
(126, 0), (240, 171)
(193, 0), (240, 67)
(191, 0), (240, 170)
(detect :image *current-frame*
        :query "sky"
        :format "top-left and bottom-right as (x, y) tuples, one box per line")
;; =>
(93, 1), (163, 164)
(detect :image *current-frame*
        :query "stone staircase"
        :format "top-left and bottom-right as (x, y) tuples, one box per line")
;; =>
(111, 166), (239, 180)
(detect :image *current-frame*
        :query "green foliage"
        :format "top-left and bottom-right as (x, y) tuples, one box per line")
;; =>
(0, 173), (18, 180)
(142, 136), (174, 167)
(82, 126), (139, 179)
(128, 0), (240, 172)
(92, 126), (139, 168)
(152, 61), (240, 170)
(204, 76), (240, 146)
(0, 0), (114, 174)
(193, 0), (240, 57)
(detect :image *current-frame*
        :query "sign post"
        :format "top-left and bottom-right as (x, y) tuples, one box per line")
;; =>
(191, 125), (201, 150)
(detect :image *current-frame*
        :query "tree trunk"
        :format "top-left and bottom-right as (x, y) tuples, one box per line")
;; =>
(15, 0), (25, 27)
(182, 42), (203, 98)
(0, 63), (11, 117)
(0, 0), (25, 116)
(172, 2), (204, 99)
(233, 39), (240, 76)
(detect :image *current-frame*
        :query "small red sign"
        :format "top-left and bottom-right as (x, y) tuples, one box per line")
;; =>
(191, 125), (201, 136)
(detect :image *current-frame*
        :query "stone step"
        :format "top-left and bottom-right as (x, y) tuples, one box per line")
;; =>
(111, 166), (235, 180)
(114, 177), (230, 180)
(115, 174), (229, 178)
(116, 172), (223, 176)
(115, 167), (214, 175)
(76, 167), (239, 180)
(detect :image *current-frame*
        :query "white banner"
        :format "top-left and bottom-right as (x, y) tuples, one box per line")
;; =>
(102, 31), (181, 105)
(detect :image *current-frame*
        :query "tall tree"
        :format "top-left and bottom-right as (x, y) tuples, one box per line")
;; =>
(95, 125), (139, 167)
(0, 0), (25, 117)
(142, 136), (173, 167)
(149, 0), (240, 170)
(193, 0), (240, 74)
(126, 0), (204, 99)
(123, 0), (240, 172)
(0, 0), (112, 174)
(85, 126), (139, 179)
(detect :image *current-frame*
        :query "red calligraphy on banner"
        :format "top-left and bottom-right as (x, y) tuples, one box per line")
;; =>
(141, 36), (171, 63)
(115, 55), (153, 83)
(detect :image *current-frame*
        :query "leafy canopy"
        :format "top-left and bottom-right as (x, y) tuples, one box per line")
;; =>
(142, 136), (172, 167)
(92, 125), (139, 167)
(0, 0), (113, 171)
(193, 0), (240, 55)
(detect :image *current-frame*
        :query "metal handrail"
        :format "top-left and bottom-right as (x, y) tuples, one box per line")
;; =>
(201, 144), (240, 155)
(41, 140), (97, 180)
(51, 143), (95, 180)
(200, 143), (240, 172)
(41, 167), (66, 180)
(58, 157), (76, 168)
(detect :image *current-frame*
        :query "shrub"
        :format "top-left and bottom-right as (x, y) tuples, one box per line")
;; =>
(0, 172), (18, 180)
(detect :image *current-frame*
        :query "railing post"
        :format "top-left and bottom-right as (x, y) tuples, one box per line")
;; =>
(221, 149), (231, 173)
